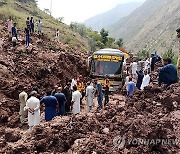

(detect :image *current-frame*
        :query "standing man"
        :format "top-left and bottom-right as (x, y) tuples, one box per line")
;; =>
(77, 75), (85, 105)
(12, 22), (18, 40)
(7, 16), (13, 34)
(30, 17), (34, 33)
(104, 75), (110, 106)
(144, 57), (150, 73)
(85, 81), (95, 112)
(40, 90), (58, 121)
(71, 85), (82, 115)
(126, 77), (135, 99)
(37, 20), (42, 34)
(51, 85), (59, 96)
(130, 59), (138, 79)
(96, 81), (103, 109)
(62, 82), (72, 113)
(136, 70), (144, 90)
(141, 71), (150, 90)
(19, 90), (28, 123)
(55, 29), (60, 42)
(158, 58), (178, 87)
(55, 87), (66, 116)
(150, 54), (156, 72)
(25, 25), (30, 46)
(24, 91), (40, 130)
(26, 17), (31, 29)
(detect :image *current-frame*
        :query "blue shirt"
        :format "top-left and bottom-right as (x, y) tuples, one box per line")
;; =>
(54, 93), (66, 106)
(159, 64), (178, 82)
(40, 95), (58, 121)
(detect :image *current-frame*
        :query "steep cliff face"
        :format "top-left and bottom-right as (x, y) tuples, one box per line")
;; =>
(109, 0), (180, 54)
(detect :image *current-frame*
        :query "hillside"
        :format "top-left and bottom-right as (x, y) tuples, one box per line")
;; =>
(0, 0), (89, 51)
(109, 0), (180, 54)
(84, 2), (143, 31)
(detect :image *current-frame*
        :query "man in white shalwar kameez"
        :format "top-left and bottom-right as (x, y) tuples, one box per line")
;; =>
(130, 61), (138, 78)
(7, 16), (13, 33)
(140, 72), (150, 90)
(85, 82), (95, 112)
(24, 91), (40, 130)
(19, 91), (28, 123)
(72, 86), (82, 115)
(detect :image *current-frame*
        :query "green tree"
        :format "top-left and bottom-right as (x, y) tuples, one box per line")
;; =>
(100, 28), (108, 45)
(163, 48), (177, 64)
(116, 38), (123, 48)
(137, 50), (149, 59)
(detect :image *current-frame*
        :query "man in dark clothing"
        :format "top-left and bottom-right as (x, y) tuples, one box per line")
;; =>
(151, 54), (156, 72)
(104, 75), (110, 106)
(158, 58), (178, 87)
(136, 70), (144, 90)
(12, 22), (18, 39)
(40, 91), (58, 121)
(30, 17), (34, 33)
(51, 85), (59, 96)
(62, 82), (72, 113)
(25, 25), (30, 46)
(55, 87), (66, 116)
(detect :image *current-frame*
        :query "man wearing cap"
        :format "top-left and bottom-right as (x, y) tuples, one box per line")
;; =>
(24, 91), (40, 130)
(19, 89), (28, 123)
(55, 87), (67, 116)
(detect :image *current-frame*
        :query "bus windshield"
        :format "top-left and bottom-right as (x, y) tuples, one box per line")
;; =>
(91, 59), (122, 76)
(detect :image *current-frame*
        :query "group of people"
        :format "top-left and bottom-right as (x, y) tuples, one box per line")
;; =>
(125, 54), (178, 98)
(19, 75), (110, 130)
(7, 16), (42, 47)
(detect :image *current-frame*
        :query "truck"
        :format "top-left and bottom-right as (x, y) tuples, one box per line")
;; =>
(88, 48), (125, 92)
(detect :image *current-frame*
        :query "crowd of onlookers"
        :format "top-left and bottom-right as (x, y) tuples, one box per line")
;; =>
(124, 53), (178, 98)
(7, 16), (43, 47)
(19, 75), (111, 130)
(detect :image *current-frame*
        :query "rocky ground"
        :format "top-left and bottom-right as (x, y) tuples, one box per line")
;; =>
(0, 21), (179, 153)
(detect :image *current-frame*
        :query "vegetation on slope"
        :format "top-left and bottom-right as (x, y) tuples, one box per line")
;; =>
(0, 0), (89, 51)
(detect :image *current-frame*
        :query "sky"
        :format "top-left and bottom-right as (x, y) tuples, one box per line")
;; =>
(37, 0), (146, 24)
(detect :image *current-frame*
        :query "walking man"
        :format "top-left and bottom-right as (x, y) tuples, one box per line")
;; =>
(141, 71), (150, 90)
(24, 91), (40, 130)
(19, 90), (28, 123)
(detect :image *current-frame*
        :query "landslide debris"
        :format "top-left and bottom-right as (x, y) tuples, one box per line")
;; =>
(1, 82), (179, 153)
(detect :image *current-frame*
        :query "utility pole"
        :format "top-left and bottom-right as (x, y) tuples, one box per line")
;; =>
(176, 28), (180, 75)
(50, 0), (53, 16)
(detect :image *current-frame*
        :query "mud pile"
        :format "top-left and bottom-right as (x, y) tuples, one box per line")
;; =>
(0, 21), (89, 127)
(1, 82), (179, 153)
